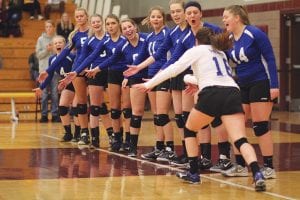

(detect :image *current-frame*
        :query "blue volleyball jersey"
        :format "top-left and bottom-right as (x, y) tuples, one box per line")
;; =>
(74, 34), (109, 74)
(227, 25), (278, 88)
(99, 33), (148, 79)
(153, 25), (189, 61)
(46, 30), (88, 73)
(162, 22), (222, 69)
(40, 53), (75, 90)
(134, 27), (170, 78)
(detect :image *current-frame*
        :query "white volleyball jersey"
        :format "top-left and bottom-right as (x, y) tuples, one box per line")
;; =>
(144, 45), (238, 91)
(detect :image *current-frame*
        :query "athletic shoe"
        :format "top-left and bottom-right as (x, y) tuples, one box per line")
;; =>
(72, 132), (80, 142)
(78, 132), (90, 145)
(60, 133), (73, 142)
(141, 147), (162, 160)
(170, 154), (189, 167)
(51, 116), (61, 123)
(157, 147), (177, 162)
(121, 142), (130, 152)
(39, 116), (48, 123)
(221, 164), (249, 177)
(254, 171), (266, 192)
(110, 137), (122, 152)
(90, 136), (99, 149)
(108, 135), (114, 145)
(210, 156), (233, 172)
(198, 157), (212, 170)
(176, 171), (200, 184)
(260, 167), (276, 179)
(128, 147), (137, 157)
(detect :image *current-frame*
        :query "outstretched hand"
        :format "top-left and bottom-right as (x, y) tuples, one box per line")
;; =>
(32, 87), (42, 98)
(59, 71), (77, 89)
(38, 71), (48, 83)
(85, 68), (100, 78)
(123, 65), (140, 77)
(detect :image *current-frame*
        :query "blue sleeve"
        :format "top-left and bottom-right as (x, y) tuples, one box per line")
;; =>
(98, 43), (123, 70)
(74, 40), (105, 74)
(161, 40), (186, 70)
(46, 45), (72, 74)
(255, 30), (279, 88)
(40, 70), (54, 90)
(152, 33), (172, 61)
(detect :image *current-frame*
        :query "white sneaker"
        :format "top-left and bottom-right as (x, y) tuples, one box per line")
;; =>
(38, 15), (44, 20)
(221, 164), (249, 177)
(29, 16), (34, 20)
(260, 167), (276, 179)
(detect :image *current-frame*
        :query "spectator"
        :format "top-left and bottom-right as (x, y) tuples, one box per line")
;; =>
(23, 0), (44, 20)
(44, 0), (65, 20)
(56, 12), (73, 41)
(28, 52), (39, 86)
(35, 20), (59, 123)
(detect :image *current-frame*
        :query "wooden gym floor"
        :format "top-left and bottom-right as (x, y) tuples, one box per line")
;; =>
(0, 111), (299, 199)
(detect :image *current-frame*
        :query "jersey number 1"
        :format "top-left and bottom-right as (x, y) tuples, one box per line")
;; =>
(212, 57), (232, 77)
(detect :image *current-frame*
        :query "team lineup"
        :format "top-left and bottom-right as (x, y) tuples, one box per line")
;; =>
(32, 0), (279, 192)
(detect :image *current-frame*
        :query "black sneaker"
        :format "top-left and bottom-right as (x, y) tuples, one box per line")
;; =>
(90, 136), (99, 149)
(39, 116), (48, 123)
(110, 136), (122, 152)
(156, 147), (177, 162)
(51, 116), (61, 123)
(170, 154), (189, 167)
(141, 147), (162, 160)
(198, 157), (212, 170)
(61, 133), (73, 142)
(72, 132), (80, 142)
(210, 156), (232, 172)
(176, 171), (200, 184)
(122, 142), (130, 152)
(78, 132), (90, 145)
(128, 147), (137, 157)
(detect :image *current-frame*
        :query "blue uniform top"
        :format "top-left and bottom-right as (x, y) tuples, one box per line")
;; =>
(152, 25), (189, 61)
(99, 33), (148, 79)
(46, 30), (88, 74)
(40, 53), (75, 90)
(227, 25), (279, 88)
(134, 26), (170, 78)
(74, 34), (109, 74)
(162, 22), (222, 69)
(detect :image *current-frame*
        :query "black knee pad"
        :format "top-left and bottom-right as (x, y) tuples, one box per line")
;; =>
(90, 105), (101, 116)
(211, 117), (222, 128)
(174, 114), (185, 128)
(253, 121), (269, 136)
(184, 126), (197, 138)
(111, 109), (121, 119)
(59, 106), (69, 116)
(130, 115), (142, 128)
(122, 108), (132, 119)
(70, 106), (78, 117)
(77, 104), (87, 115)
(153, 114), (159, 126)
(234, 137), (248, 152)
(99, 103), (109, 115)
(201, 124), (209, 129)
(182, 111), (190, 123)
(156, 114), (170, 126)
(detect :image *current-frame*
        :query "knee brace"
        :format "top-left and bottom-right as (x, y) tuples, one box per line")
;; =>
(182, 111), (190, 123)
(58, 106), (69, 116)
(156, 114), (170, 126)
(111, 109), (121, 119)
(174, 114), (185, 128)
(99, 103), (109, 115)
(122, 108), (132, 119)
(153, 114), (159, 126)
(90, 105), (101, 116)
(130, 115), (142, 128)
(234, 137), (248, 152)
(184, 126), (197, 138)
(211, 117), (222, 128)
(253, 121), (269, 136)
(70, 106), (78, 117)
(77, 104), (87, 115)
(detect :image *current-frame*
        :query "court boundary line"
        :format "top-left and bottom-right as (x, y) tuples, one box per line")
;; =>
(41, 134), (297, 200)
